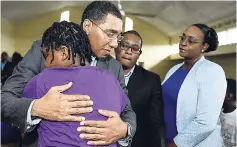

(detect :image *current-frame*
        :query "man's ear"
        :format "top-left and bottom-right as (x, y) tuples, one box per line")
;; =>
(83, 19), (93, 35)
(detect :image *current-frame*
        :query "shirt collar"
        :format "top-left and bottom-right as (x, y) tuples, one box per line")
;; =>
(91, 56), (96, 61)
(90, 56), (97, 66)
(124, 65), (135, 77)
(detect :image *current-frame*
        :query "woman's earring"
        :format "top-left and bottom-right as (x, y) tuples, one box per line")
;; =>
(202, 49), (204, 53)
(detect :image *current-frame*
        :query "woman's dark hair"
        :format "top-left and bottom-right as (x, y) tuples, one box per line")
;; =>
(192, 23), (219, 53)
(41, 21), (92, 65)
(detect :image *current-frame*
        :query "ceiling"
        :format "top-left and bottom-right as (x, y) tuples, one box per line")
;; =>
(1, 1), (236, 36)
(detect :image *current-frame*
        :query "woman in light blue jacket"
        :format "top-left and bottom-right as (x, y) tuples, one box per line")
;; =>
(162, 24), (227, 147)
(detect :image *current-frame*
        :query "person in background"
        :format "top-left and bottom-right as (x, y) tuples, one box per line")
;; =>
(220, 78), (236, 147)
(1, 51), (10, 85)
(1, 51), (9, 71)
(162, 23), (227, 147)
(1, 1), (136, 147)
(115, 30), (164, 147)
(11, 52), (23, 68)
(1, 52), (23, 85)
(1, 52), (23, 147)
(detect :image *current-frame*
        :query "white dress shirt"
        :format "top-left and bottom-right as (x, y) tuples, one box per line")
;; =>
(124, 66), (135, 86)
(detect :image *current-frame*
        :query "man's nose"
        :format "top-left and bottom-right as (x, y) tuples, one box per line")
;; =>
(125, 47), (133, 55)
(180, 39), (188, 46)
(109, 38), (119, 49)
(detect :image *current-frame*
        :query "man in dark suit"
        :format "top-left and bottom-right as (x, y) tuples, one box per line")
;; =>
(1, 51), (10, 85)
(1, 51), (9, 71)
(1, 1), (136, 147)
(115, 30), (164, 147)
(1, 52), (23, 86)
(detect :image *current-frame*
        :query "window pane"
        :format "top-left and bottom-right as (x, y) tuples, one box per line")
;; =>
(60, 11), (70, 22)
(227, 27), (237, 44)
(217, 31), (228, 46)
(170, 43), (179, 54)
(125, 17), (133, 32)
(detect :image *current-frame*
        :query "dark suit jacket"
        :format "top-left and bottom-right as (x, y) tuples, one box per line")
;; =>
(1, 61), (13, 85)
(1, 59), (23, 86)
(127, 65), (163, 147)
(1, 40), (136, 147)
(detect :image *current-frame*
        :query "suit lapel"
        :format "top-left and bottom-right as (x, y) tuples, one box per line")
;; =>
(127, 65), (143, 98)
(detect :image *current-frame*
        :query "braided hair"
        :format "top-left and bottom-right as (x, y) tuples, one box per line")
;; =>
(192, 23), (219, 53)
(41, 21), (92, 65)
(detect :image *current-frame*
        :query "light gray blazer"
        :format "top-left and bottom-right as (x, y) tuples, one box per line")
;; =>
(162, 56), (227, 147)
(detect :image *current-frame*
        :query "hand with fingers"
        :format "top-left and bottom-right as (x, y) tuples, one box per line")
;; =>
(77, 109), (128, 146)
(31, 82), (93, 122)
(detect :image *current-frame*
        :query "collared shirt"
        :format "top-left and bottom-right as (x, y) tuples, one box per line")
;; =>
(90, 56), (97, 67)
(124, 66), (135, 86)
(1, 61), (7, 71)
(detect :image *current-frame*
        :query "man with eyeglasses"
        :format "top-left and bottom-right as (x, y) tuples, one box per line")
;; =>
(2, 1), (136, 147)
(115, 30), (164, 147)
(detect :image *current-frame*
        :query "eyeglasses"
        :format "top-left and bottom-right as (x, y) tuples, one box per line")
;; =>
(89, 19), (124, 42)
(119, 41), (142, 54)
(179, 36), (204, 44)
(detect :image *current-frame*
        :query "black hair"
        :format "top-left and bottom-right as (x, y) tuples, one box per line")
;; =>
(122, 30), (143, 48)
(1, 52), (8, 57)
(41, 21), (92, 65)
(81, 1), (122, 26)
(226, 78), (236, 101)
(11, 52), (22, 65)
(192, 23), (219, 53)
(1, 52), (8, 62)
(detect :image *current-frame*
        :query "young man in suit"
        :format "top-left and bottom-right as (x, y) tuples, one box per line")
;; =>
(1, 51), (9, 71)
(1, 1), (136, 147)
(115, 30), (164, 147)
(1, 51), (11, 85)
(1, 52), (23, 86)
